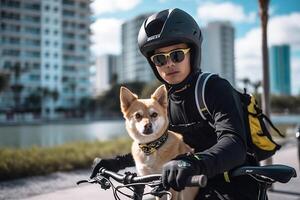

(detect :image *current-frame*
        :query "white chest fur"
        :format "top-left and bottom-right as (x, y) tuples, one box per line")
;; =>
(136, 152), (162, 175)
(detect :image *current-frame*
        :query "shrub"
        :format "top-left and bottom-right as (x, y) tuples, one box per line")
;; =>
(0, 137), (131, 181)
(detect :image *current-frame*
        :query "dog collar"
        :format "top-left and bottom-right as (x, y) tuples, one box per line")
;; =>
(138, 131), (168, 155)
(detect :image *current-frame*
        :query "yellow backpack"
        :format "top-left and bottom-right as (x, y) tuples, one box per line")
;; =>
(195, 73), (285, 161)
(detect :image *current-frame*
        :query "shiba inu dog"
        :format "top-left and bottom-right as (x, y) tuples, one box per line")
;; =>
(120, 85), (198, 200)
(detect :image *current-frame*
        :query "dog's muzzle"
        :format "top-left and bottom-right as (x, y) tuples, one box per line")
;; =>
(143, 123), (153, 135)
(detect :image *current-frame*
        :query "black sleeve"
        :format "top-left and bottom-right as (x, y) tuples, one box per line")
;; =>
(195, 77), (247, 178)
(116, 153), (136, 169)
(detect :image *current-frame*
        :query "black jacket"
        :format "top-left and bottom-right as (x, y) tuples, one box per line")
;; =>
(168, 71), (249, 178)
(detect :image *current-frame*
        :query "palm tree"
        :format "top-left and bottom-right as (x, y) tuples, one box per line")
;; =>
(10, 63), (25, 110)
(252, 80), (262, 96)
(258, 0), (272, 165)
(258, 0), (270, 117)
(0, 72), (9, 93)
(239, 78), (251, 93)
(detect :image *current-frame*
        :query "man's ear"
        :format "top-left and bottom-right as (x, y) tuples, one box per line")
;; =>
(120, 86), (138, 114)
(151, 85), (168, 109)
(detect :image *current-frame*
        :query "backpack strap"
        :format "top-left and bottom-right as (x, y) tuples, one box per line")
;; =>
(195, 72), (218, 128)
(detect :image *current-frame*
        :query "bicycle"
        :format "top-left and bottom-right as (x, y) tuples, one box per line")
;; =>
(77, 164), (297, 200)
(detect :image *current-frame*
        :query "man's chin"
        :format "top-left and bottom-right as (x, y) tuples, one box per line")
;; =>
(165, 79), (182, 85)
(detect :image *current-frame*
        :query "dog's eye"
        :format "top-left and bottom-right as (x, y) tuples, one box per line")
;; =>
(151, 112), (158, 118)
(135, 113), (142, 120)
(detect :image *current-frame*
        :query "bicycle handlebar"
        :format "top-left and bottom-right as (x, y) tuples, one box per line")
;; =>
(97, 168), (207, 188)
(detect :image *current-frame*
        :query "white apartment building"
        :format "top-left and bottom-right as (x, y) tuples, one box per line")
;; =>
(92, 54), (120, 96)
(201, 21), (235, 86)
(120, 13), (155, 83)
(0, 0), (91, 119)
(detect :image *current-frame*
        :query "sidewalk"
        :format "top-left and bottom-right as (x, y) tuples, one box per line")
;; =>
(1, 140), (300, 200)
(268, 141), (300, 200)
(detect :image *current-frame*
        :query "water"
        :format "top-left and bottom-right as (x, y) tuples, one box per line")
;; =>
(0, 120), (126, 148)
(0, 114), (299, 149)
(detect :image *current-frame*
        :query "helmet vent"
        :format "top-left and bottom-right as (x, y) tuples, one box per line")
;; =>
(145, 10), (168, 36)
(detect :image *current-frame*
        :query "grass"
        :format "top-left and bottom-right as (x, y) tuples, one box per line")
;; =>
(0, 137), (132, 181)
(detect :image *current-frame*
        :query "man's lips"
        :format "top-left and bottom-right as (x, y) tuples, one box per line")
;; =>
(166, 71), (179, 76)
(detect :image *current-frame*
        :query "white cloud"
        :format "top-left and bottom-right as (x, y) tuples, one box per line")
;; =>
(91, 0), (141, 15)
(90, 18), (123, 56)
(268, 13), (300, 48)
(235, 12), (300, 94)
(197, 2), (256, 24)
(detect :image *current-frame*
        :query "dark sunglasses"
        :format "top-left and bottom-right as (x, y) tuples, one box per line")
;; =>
(150, 48), (190, 67)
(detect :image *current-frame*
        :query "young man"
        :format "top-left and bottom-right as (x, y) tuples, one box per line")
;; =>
(91, 8), (259, 199)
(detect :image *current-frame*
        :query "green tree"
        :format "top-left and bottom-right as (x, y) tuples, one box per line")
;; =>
(140, 80), (162, 98)
(9, 63), (25, 109)
(96, 81), (146, 116)
(0, 72), (10, 93)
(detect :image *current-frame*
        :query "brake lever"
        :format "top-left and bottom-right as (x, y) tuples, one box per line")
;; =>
(77, 178), (99, 184)
(77, 175), (111, 190)
(94, 175), (111, 190)
(77, 180), (89, 185)
(149, 183), (169, 198)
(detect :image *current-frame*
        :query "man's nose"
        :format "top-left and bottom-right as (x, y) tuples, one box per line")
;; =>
(165, 55), (174, 67)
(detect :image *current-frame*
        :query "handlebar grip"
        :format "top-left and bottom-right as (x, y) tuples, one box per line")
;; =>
(186, 175), (207, 187)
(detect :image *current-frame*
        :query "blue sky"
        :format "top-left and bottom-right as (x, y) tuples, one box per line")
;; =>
(90, 0), (300, 94)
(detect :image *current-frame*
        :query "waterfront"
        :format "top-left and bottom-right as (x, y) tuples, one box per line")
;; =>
(0, 114), (299, 149)
(0, 120), (126, 148)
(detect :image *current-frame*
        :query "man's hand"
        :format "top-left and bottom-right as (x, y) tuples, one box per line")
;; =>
(90, 157), (120, 179)
(162, 154), (202, 191)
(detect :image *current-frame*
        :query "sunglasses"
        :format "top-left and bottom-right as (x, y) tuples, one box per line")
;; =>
(150, 48), (190, 67)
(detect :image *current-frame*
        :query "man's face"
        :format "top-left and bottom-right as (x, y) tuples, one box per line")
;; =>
(152, 43), (191, 85)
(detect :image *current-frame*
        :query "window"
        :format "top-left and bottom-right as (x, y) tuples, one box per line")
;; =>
(54, 19), (59, 25)
(25, 39), (40, 46)
(25, 51), (40, 58)
(33, 63), (40, 69)
(9, 37), (20, 44)
(53, 7), (59, 12)
(54, 41), (59, 47)
(24, 3), (40, 11)
(30, 74), (40, 81)
(25, 27), (40, 35)
(1, 11), (20, 20)
(24, 15), (40, 23)
(79, 23), (86, 29)
(2, 49), (20, 56)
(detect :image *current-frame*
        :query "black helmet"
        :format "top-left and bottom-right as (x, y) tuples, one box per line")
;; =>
(138, 8), (202, 84)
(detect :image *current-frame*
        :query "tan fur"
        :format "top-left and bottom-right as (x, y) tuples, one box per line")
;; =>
(120, 85), (198, 200)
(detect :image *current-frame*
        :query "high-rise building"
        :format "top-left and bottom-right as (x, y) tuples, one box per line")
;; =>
(92, 54), (120, 96)
(0, 0), (91, 118)
(270, 44), (291, 95)
(201, 21), (235, 86)
(120, 13), (155, 83)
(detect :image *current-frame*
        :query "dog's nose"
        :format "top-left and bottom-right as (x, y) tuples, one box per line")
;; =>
(143, 123), (153, 135)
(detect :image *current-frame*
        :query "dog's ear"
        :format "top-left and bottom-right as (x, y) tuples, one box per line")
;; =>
(151, 85), (168, 109)
(120, 86), (138, 113)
